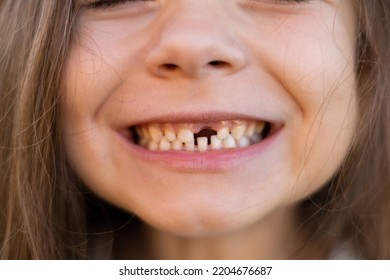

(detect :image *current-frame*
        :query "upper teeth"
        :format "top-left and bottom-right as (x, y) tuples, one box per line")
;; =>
(133, 120), (267, 152)
(177, 129), (194, 143)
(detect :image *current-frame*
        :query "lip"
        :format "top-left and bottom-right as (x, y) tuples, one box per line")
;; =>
(117, 123), (284, 172)
(117, 111), (283, 128)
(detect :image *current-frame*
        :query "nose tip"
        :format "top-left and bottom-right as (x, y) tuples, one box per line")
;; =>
(145, 20), (247, 79)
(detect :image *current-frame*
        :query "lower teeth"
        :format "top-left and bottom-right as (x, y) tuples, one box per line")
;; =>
(131, 121), (269, 152)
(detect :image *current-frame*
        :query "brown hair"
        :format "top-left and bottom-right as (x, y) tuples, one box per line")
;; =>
(0, 0), (389, 259)
(298, 0), (390, 259)
(0, 0), (86, 259)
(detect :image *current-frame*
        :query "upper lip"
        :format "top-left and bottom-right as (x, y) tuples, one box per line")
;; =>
(119, 110), (283, 128)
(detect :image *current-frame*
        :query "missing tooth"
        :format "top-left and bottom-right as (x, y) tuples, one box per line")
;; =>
(194, 128), (217, 145)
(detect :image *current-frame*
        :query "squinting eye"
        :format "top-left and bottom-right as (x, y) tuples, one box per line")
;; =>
(279, 0), (311, 2)
(86, 0), (311, 10)
(242, 0), (313, 8)
(251, 0), (312, 4)
(86, 0), (151, 9)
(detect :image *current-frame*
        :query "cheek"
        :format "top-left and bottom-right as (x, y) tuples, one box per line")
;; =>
(264, 15), (357, 198)
(283, 55), (357, 199)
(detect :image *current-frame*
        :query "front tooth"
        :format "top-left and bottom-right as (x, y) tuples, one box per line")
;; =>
(245, 122), (256, 137)
(164, 126), (177, 142)
(231, 123), (246, 140)
(178, 128), (194, 143)
(197, 137), (208, 152)
(159, 138), (171, 151)
(217, 127), (229, 140)
(237, 136), (250, 147)
(185, 142), (195, 151)
(223, 135), (236, 148)
(149, 125), (163, 142)
(211, 135), (222, 150)
(172, 140), (183, 151)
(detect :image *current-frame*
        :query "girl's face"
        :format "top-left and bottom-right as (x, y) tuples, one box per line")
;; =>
(65, 0), (356, 236)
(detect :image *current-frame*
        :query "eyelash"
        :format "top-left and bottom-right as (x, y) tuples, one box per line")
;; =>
(264, 0), (312, 4)
(87, 0), (149, 9)
(87, 0), (310, 9)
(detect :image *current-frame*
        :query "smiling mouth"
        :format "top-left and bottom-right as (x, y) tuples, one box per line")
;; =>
(128, 119), (272, 152)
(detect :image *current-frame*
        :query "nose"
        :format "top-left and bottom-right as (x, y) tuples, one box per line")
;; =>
(145, 17), (247, 79)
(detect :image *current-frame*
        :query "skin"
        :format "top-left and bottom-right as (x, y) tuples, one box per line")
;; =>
(65, 0), (356, 259)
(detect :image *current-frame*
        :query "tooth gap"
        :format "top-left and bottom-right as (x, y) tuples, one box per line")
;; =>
(194, 128), (217, 145)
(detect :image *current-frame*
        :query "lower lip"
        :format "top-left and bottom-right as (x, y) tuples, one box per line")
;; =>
(118, 128), (283, 172)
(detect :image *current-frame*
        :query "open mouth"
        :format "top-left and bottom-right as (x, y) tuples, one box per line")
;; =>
(127, 119), (272, 152)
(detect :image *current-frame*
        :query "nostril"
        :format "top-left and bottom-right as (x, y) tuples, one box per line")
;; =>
(161, 63), (179, 71)
(208, 60), (228, 68)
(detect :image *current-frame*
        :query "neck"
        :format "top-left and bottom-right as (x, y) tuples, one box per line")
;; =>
(144, 206), (300, 260)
